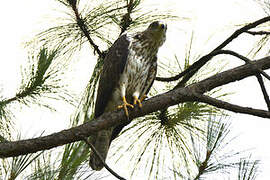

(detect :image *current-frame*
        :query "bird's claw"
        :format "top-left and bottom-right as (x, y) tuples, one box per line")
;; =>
(133, 96), (142, 108)
(140, 95), (148, 102)
(133, 95), (148, 108)
(117, 96), (134, 117)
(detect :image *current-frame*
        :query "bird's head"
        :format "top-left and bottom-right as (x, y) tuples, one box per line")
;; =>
(143, 21), (167, 47)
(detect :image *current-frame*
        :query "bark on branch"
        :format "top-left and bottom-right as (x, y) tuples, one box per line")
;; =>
(69, 2), (105, 58)
(193, 93), (270, 118)
(1, 56), (270, 158)
(209, 50), (270, 110)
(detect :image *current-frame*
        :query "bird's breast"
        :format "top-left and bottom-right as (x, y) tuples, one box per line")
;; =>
(108, 36), (158, 108)
(112, 54), (153, 106)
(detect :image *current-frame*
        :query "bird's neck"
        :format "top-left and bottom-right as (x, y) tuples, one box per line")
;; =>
(131, 32), (165, 59)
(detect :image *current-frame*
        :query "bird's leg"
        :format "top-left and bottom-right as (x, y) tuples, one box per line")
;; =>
(117, 96), (134, 117)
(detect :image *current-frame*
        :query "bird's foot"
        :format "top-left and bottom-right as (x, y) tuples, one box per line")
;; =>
(140, 95), (148, 102)
(133, 95), (148, 108)
(117, 96), (134, 117)
(133, 96), (143, 108)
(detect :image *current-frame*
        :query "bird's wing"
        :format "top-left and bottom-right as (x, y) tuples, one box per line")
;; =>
(94, 34), (130, 118)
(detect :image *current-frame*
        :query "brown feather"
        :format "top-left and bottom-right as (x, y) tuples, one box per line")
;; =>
(89, 21), (167, 171)
(94, 34), (130, 118)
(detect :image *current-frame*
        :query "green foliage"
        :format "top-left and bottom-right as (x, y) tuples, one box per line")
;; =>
(0, 88), (13, 141)
(16, 48), (74, 110)
(190, 117), (253, 179)
(247, 1), (270, 56)
(110, 103), (223, 179)
(0, 151), (43, 180)
(0, 107), (12, 142)
(108, 33), (234, 179)
(58, 141), (90, 179)
(28, 0), (176, 59)
(0, 47), (75, 144)
(0, 48), (73, 111)
(26, 152), (59, 180)
(18, 49), (56, 104)
(31, 0), (123, 56)
(237, 156), (260, 180)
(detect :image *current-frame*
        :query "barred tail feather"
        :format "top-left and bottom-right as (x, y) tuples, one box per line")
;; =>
(89, 129), (113, 170)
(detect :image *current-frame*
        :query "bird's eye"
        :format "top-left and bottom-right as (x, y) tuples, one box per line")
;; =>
(160, 24), (165, 29)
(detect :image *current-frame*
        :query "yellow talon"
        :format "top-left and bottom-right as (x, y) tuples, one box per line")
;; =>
(140, 95), (147, 102)
(117, 96), (134, 116)
(133, 96), (143, 108)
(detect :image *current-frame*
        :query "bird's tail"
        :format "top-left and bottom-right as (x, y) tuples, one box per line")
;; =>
(89, 128), (113, 170)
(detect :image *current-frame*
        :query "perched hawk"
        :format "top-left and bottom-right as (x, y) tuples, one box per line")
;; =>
(89, 21), (167, 170)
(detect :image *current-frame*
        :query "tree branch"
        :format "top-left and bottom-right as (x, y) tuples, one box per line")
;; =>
(193, 93), (270, 118)
(83, 137), (126, 180)
(208, 49), (270, 81)
(256, 74), (270, 110)
(246, 30), (270, 35)
(156, 16), (270, 82)
(1, 56), (270, 158)
(211, 50), (270, 110)
(69, 2), (105, 58)
(119, 0), (134, 35)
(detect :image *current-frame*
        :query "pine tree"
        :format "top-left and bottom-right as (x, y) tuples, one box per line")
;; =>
(0, 0), (269, 179)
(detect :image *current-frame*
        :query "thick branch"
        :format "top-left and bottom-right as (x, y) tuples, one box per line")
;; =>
(212, 50), (270, 110)
(188, 56), (270, 94)
(207, 49), (270, 81)
(1, 56), (270, 158)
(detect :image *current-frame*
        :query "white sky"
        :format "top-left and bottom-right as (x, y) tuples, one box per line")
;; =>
(0, 0), (269, 179)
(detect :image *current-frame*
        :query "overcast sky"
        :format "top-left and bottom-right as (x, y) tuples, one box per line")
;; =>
(0, 0), (269, 179)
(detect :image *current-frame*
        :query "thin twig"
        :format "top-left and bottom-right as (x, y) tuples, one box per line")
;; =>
(213, 49), (251, 63)
(256, 74), (270, 110)
(207, 49), (270, 81)
(119, 0), (134, 35)
(210, 50), (270, 110)
(246, 30), (270, 35)
(70, 3), (105, 58)
(194, 150), (212, 180)
(193, 93), (270, 117)
(156, 16), (270, 83)
(83, 137), (126, 180)
(259, 70), (270, 81)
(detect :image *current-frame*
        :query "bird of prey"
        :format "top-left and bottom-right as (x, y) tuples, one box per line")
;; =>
(89, 21), (167, 170)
